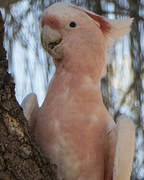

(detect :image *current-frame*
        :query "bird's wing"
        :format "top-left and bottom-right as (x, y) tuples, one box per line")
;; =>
(21, 93), (39, 131)
(113, 115), (135, 180)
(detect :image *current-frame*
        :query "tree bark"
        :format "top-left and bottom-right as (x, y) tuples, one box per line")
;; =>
(0, 11), (57, 180)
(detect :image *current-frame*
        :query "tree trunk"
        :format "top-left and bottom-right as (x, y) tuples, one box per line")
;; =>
(0, 11), (57, 180)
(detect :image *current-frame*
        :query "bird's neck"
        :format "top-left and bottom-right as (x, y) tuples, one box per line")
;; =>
(53, 48), (112, 122)
(55, 47), (106, 84)
(54, 62), (105, 111)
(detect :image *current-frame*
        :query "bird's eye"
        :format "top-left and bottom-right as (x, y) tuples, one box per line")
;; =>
(69, 21), (77, 28)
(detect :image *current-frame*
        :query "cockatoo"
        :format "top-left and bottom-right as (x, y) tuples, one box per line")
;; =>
(22, 3), (135, 180)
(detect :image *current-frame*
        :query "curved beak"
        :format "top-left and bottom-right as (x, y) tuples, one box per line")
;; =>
(41, 25), (62, 50)
(41, 25), (63, 59)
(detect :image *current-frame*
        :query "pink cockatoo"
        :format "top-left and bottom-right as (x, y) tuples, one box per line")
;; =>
(22, 3), (135, 180)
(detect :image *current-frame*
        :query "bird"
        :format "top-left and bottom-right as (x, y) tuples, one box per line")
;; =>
(22, 3), (135, 180)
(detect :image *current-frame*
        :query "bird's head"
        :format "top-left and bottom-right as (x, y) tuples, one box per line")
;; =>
(41, 3), (133, 73)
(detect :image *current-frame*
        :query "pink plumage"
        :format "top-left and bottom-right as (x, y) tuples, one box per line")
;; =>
(22, 3), (135, 180)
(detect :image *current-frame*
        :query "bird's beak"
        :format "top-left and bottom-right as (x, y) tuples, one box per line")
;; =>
(41, 25), (63, 60)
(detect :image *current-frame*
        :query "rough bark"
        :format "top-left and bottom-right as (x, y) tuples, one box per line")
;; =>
(0, 11), (57, 180)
